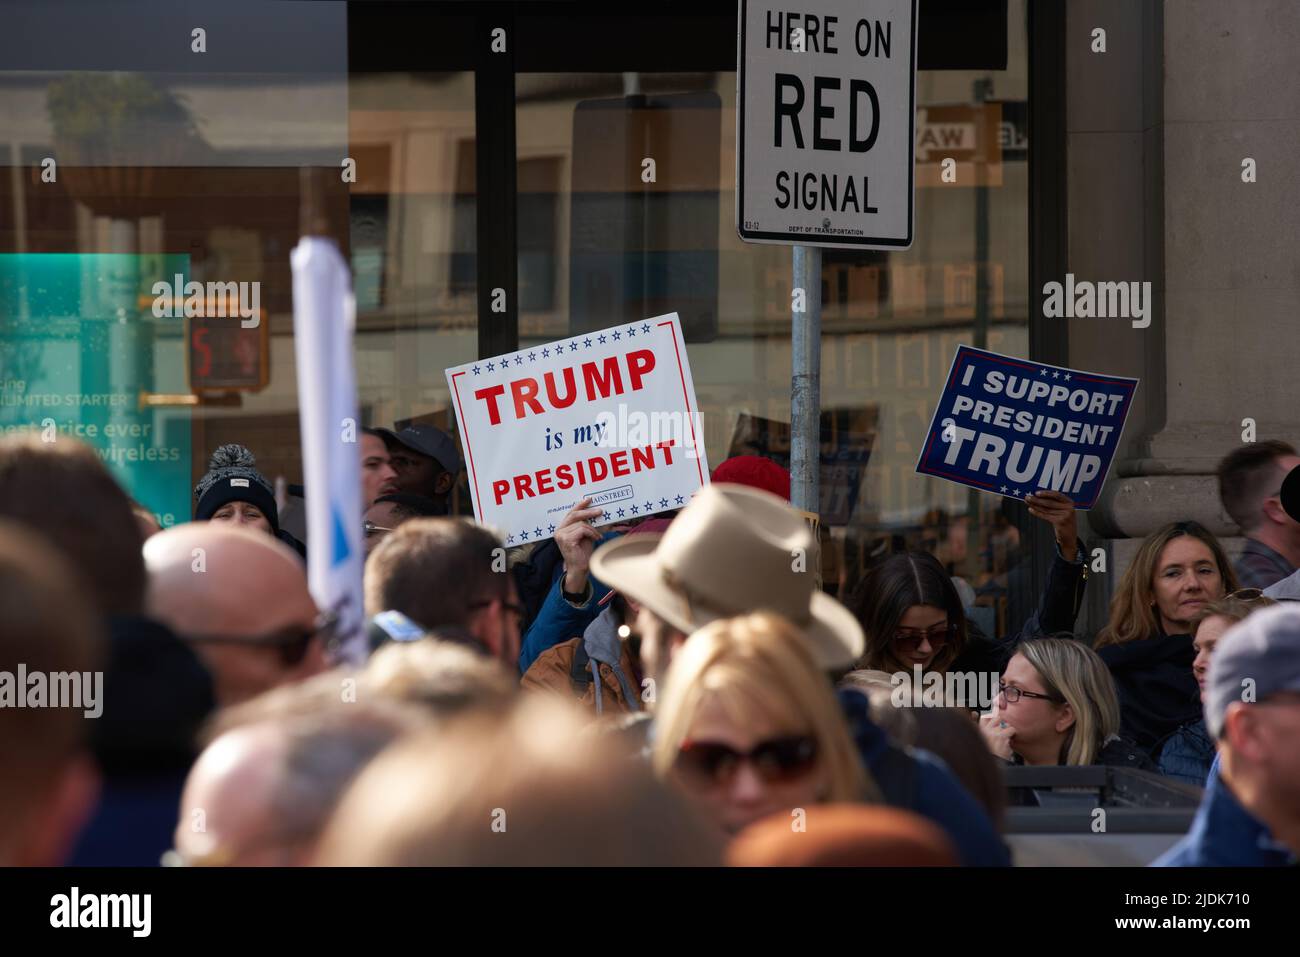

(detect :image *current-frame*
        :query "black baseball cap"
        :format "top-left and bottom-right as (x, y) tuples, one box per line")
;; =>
(374, 424), (462, 474)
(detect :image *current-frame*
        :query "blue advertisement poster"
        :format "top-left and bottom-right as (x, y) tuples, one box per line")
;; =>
(0, 253), (193, 526)
(915, 345), (1138, 509)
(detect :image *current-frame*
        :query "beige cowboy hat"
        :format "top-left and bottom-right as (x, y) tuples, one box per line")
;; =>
(588, 483), (863, 669)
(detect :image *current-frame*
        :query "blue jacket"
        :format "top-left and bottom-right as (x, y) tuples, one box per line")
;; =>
(1156, 718), (1215, 787)
(1153, 755), (1297, 867)
(517, 531), (618, 674)
(838, 689), (1010, 866)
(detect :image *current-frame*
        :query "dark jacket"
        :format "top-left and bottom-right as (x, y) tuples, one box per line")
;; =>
(1005, 736), (1155, 771)
(1097, 736), (1158, 771)
(1096, 630), (1201, 756)
(1154, 755), (1297, 867)
(1233, 538), (1295, 591)
(952, 543), (1089, 675)
(838, 689), (1011, 866)
(1155, 718), (1215, 787)
(68, 615), (216, 866)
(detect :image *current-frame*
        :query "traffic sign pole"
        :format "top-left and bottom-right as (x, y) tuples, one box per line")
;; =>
(790, 244), (821, 515)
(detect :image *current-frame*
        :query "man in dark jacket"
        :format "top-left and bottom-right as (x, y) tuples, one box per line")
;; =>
(1217, 441), (1300, 589)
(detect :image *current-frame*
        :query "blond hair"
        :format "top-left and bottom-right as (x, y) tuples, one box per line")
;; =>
(1094, 521), (1236, 648)
(652, 613), (876, 802)
(1016, 638), (1120, 766)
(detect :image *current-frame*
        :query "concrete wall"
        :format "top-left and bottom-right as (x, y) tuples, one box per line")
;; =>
(1064, 0), (1300, 633)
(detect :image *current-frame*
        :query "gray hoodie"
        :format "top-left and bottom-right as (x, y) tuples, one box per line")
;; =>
(582, 605), (641, 716)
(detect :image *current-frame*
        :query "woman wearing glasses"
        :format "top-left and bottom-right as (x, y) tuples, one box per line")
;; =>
(1155, 590), (1276, 785)
(1093, 521), (1237, 755)
(848, 490), (1087, 682)
(978, 636), (1152, 768)
(652, 612), (878, 835)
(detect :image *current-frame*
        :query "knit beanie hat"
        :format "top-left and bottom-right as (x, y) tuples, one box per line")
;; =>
(194, 444), (279, 533)
(710, 455), (792, 502)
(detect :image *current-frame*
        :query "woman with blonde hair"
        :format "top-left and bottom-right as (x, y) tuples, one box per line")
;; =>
(653, 612), (877, 835)
(979, 636), (1152, 768)
(1093, 521), (1237, 754)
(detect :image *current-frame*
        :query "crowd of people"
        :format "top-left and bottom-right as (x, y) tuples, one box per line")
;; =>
(1, 425), (1298, 868)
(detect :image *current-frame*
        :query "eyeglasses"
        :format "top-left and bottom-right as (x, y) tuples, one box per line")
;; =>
(180, 611), (339, 666)
(674, 736), (818, 787)
(363, 520), (394, 536)
(998, 681), (1064, 704)
(893, 623), (958, 653)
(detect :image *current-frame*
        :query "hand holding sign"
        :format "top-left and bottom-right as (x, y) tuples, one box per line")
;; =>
(555, 497), (604, 596)
(1026, 490), (1079, 559)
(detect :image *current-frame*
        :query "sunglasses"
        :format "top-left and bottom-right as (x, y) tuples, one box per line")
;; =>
(180, 611), (339, 666)
(1227, 587), (1265, 601)
(892, 623), (958, 653)
(674, 736), (818, 787)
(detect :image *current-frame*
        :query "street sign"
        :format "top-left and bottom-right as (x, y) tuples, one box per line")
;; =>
(737, 0), (918, 248)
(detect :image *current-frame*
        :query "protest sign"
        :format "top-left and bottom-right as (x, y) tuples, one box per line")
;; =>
(915, 346), (1137, 509)
(446, 313), (710, 542)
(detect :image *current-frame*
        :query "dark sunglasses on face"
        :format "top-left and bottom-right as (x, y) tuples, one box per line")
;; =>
(674, 735), (818, 787)
(893, 623), (958, 653)
(181, 611), (339, 666)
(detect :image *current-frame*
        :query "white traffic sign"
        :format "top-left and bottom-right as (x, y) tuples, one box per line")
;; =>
(737, 0), (918, 249)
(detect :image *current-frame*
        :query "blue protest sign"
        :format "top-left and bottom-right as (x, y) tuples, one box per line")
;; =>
(915, 346), (1138, 509)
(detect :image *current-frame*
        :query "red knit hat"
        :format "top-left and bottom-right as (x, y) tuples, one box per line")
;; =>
(710, 455), (791, 502)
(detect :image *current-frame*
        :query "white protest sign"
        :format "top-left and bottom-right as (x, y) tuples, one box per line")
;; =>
(445, 313), (710, 543)
(737, 0), (918, 248)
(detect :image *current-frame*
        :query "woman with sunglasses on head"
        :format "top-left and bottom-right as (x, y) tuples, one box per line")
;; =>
(652, 612), (878, 835)
(1093, 521), (1237, 756)
(978, 636), (1152, 769)
(1154, 590), (1276, 785)
(849, 490), (1087, 682)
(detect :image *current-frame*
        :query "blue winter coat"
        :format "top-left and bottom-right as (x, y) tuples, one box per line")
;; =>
(1153, 755), (1297, 867)
(1156, 718), (1215, 787)
(838, 689), (1011, 866)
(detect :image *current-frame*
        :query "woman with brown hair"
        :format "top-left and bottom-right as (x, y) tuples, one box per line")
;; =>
(1094, 520), (1238, 755)
(849, 490), (1087, 681)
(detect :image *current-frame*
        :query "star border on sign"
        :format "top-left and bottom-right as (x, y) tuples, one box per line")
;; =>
(472, 365), (481, 375)
(598, 333), (607, 344)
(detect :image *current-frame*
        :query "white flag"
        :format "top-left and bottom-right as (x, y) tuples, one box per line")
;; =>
(291, 238), (366, 665)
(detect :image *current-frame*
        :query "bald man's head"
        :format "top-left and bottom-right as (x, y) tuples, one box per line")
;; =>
(144, 524), (324, 705)
(174, 703), (420, 866)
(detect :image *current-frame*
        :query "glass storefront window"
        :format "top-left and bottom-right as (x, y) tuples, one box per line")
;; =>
(515, 1), (1031, 631)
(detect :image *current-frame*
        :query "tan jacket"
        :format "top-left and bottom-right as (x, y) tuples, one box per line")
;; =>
(521, 636), (641, 716)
